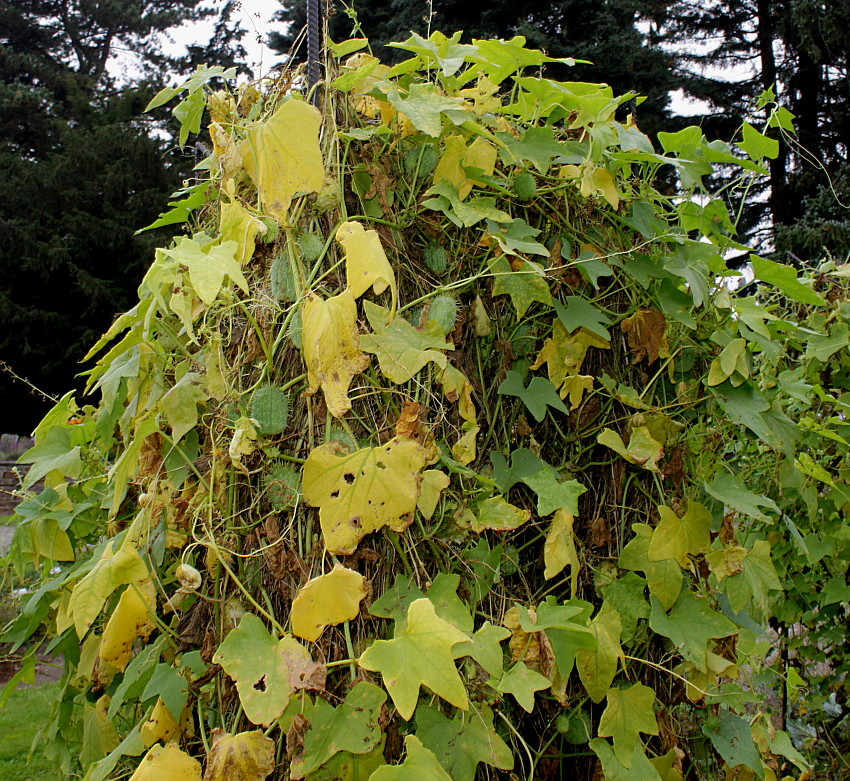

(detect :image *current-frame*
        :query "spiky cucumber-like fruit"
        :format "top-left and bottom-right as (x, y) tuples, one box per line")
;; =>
(297, 231), (324, 263)
(314, 177), (340, 212)
(513, 171), (538, 201)
(289, 307), (303, 349)
(250, 386), (290, 435)
(264, 463), (300, 511)
(422, 244), (448, 275)
(427, 295), (459, 336)
(270, 256), (297, 301)
(403, 144), (438, 178)
(325, 425), (359, 453)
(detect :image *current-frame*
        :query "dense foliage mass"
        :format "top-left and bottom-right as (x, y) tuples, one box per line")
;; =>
(3, 30), (849, 781)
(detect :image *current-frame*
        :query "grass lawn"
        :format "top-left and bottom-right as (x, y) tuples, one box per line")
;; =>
(0, 683), (63, 781)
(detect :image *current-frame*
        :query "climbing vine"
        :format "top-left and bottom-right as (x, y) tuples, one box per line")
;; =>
(3, 28), (849, 781)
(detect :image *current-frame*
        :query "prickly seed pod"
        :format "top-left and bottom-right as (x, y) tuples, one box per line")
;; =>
(403, 144), (438, 178)
(264, 463), (300, 511)
(314, 177), (341, 212)
(513, 171), (538, 201)
(288, 307), (303, 349)
(250, 386), (291, 435)
(423, 244), (448, 275)
(270, 256), (297, 301)
(427, 295), (459, 335)
(325, 426), (359, 453)
(297, 231), (324, 263)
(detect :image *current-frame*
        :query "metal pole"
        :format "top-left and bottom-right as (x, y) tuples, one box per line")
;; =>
(306, 0), (321, 106)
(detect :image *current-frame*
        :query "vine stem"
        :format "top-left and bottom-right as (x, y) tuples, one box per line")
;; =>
(623, 654), (720, 698)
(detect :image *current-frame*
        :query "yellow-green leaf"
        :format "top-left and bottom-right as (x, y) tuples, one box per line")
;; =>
(360, 301), (452, 384)
(576, 603), (623, 703)
(490, 255), (552, 319)
(219, 199), (264, 266)
(301, 436), (429, 555)
(68, 542), (149, 638)
(370, 735), (452, 780)
(161, 237), (248, 307)
(598, 683), (659, 767)
(239, 98), (324, 220)
(580, 163), (619, 209)
(496, 663), (551, 712)
(302, 290), (370, 418)
(336, 221), (398, 314)
(598, 427), (664, 471)
(648, 502), (712, 568)
(359, 598), (469, 720)
(203, 729), (275, 781)
(213, 613), (325, 725)
(291, 564), (368, 642)
(456, 495), (530, 532)
(433, 135), (497, 200)
(417, 469), (451, 519)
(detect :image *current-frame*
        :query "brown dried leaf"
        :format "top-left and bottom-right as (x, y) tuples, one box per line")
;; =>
(620, 308), (670, 365)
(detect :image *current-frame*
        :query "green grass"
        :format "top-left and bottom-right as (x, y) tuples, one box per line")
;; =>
(0, 683), (63, 781)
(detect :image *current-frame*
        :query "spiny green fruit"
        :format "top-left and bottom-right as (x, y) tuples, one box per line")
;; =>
(264, 463), (300, 510)
(562, 711), (592, 745)
(325, 426), (358, 453)
(297, 231), (324, 263)
(423, 244), (448, 275)
(427, 295), (459, 336)
(270, 256), (297, 301)
(260, 218), (279, 243)
(403, 144), (438, 178)
(289, 307), (303, 350)
(250, 386), (290, 435)
(513, 171), (537, 201)
(314, 177), (340, 212)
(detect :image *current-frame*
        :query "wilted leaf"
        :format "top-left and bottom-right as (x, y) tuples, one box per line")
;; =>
(291, 564), (368, 642)
(579, 163), (619, 209)
(130, 744), (202, 781)
(360, 302), (452, 383)
(229, 416), (258, 473)
(336, 221), (398, 313)
(598, 427), (663, 471)
(289, 682), (386, 779)
(544, 509), (580, 591)
(68, 542), (149, 638)
(240, 99), (324, 220)
(302, 290), (370, 418)
(531, 320), (609, 393)
(417, 470), (451, 519)
(598, 683), (659, 767)
(219, 199), (263, 266)
(457, 495), (531, 533)
(99, 579), (157, 672)
(213, 613), (326, 725)
(203, 729), (275, 781)
(359, 598), (469, 720)
(302, 436), (428, 555)
(433, 135), (497, 200)
(140, 697), (179, 748)
(620, 309), (669, 365)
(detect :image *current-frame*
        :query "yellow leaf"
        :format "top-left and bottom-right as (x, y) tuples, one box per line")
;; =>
(580, 163), (619, 209)
(130, 743), (202, 781)
(417, 469), (451, 519)
(99, 579), (157, 672)
(433, 135), (497, 200)
(302, 290), (370, 418)
(531, 320), (609, 391)
(457, 496), (530, 532)
(544, 509), (580, 592)
(291, 563), (368, 642)
(302, 436), (428, 555)
(219, 198), (263, 266)
(437, 363), (477, 424)
(228, 416), (259, 473)
(68, 541), (149, 638)
(141, 697), (180, 748)
(561, 375), (594, 409)
(336, 221), (398, 315)
(576, 603), (624, 703)
(239, 99), (324, 221)
(203, 729), (275, 781)
(210, 121), (242, 181)
(450, 424), (479, 466)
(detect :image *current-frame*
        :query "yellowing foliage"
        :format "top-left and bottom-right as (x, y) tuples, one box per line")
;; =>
(99, 578), (156, 672)
(290, 564), (368, 642)
(130, 743), (202, 781)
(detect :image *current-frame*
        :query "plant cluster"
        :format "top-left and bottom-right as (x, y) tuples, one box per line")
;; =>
(3, 30), (849, 781)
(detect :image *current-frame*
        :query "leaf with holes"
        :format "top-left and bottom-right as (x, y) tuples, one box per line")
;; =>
(213, 614), (325, 725)
(359, 598), (469, 720)
(301, 436), (429, 555)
